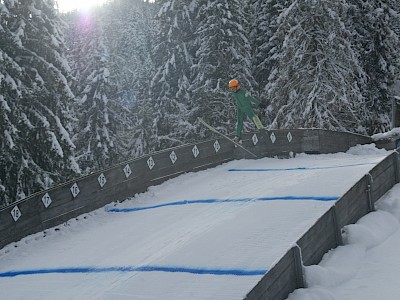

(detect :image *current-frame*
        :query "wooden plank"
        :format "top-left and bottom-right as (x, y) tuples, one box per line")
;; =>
(251, 130), (305, 157)
(369, 153), (396, 203)
(244, 247), (302, 300)
(150, 158), (234, 187)
(348, 133), (373, 148)
(335, 177), (369, 228)
(370, 153), (395, 178)
(0, 130), (380, 253)
(38, 140), (234, 228)
(297, 207), (340, 266)
(302, 130), (321, 153)
(370, 171), (395, 203)
(39, 183), (76, 211)
(0, 195), (44, 249)
(101, 164), (128, 189)
(156, 139), (233, 171)
(375, 139), (396, 150)
(318, 130), (371, 154)
(319, 131), (348, 153)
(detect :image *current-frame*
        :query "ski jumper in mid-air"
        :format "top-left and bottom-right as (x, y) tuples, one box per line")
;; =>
(228, 79), (265, 143)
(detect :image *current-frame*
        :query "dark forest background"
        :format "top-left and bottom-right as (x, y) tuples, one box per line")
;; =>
(1, 0), (399, 205)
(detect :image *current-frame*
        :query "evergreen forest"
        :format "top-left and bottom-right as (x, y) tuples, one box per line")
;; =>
(1, 0), (400, 206)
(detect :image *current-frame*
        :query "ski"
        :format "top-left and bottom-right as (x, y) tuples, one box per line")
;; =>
(198, 117), (258, 158)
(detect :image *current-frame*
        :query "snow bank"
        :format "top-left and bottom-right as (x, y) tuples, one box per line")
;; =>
(346, 143), (389, 156)
(342, 211), (399, 249)
(287, 184), (400, 300)
(376, 184), (400, 220)
(287, 286), (336, 300)
(304, 244), (366, 288)
(371, 127), (400, 141)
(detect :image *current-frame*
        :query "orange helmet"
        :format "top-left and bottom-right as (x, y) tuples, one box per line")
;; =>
(228, 79), (240, 91)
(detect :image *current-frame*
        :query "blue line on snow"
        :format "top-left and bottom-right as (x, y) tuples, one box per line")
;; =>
(0, 266), (267, 278)
(228, 162), (376, 172)
(107, 196), (339, 213)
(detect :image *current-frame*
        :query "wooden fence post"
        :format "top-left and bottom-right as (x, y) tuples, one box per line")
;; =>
(365, 173), (375, 212)
(293, 245), (305, 289)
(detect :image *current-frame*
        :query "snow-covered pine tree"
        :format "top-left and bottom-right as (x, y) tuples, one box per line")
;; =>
(250, 0), (291, 97)
(0, 1), (25, 206)
(102, 0), (157, 157)
(348, 0), (400, 134)
(150, 0), (198, 149)
(66, 10), (130, 173)
(392, 1), (400, 108)
(104, 0), (156, 109)
(266, 0), (367, 133)
(191, 0), (257, 136)
(394, 1), (400, 36)
(0, 0), (80, 205)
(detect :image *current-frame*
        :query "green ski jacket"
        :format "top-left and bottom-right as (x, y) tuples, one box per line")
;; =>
(231, 89), (261, 137)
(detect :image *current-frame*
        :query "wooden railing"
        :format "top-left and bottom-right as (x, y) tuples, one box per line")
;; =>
(0, 129), (371, 257)
(244, 151), (399, 299)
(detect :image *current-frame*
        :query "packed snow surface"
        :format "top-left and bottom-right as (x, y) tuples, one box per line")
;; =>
(0, 144), (396, 299)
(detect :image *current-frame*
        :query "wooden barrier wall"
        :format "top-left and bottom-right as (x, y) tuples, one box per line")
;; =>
(0, 138), (235, 248)
(244, 151), (399, 300)
(0, 129), (372, 267)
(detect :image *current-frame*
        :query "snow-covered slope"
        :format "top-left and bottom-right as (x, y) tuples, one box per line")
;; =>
(287, 184), (400, 300)
(0, 145), (391, 299)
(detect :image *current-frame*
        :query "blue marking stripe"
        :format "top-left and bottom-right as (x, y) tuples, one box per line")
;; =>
(107, 196), (339, 213)
(228, 162), (376, 172)
(0, 266), (267, 278)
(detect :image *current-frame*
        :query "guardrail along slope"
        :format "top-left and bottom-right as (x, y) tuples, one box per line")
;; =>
(244, 150), (399, 300)
(0, 129), (371, 252)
